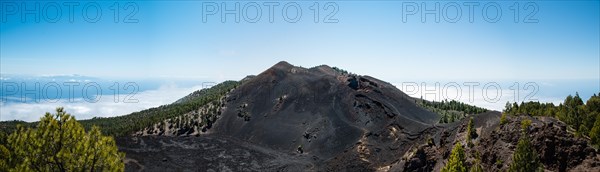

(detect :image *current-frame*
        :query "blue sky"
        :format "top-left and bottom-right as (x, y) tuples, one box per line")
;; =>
(0, 1), (599, 121)
(1, 1), (598, 80)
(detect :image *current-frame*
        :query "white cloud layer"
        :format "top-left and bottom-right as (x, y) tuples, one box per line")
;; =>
(0, 84), (206, 122)
(1, 82), (568, 122)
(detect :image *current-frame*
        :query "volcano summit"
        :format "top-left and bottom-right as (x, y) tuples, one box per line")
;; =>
(7, 61), (596, 171)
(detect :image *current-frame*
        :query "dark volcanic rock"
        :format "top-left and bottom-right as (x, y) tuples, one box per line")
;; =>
(403, 141), (438, 172)
(210, 61), (439, 169)
(117, 135), (313, 172)
(120, 61), (600, 171)
(475, 115), (600, 172)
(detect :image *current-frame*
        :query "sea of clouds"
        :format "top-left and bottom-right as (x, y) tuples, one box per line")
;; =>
(0, 83), (207, 122)
(1, 78), (594, 122)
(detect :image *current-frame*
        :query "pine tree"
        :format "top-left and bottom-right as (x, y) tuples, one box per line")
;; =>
(590, 116), (600, 147)
(441, 113), (449, 123)
(508, 122), (542, 172)
(467, 117), (477, 140)
(467, 117), (477, 147)
(504, 101), (512, 113)
(521, 119), (532, 131)
(0, 131), (8, 169)
(586, 94), (600, 112)
(573, 92), (584, 106)
(577, 124), (590, 137)
(442, 143), (467, 172)
(470, 151), (483, 172)
(500, 113), (508, 125)
(511, 102), (519, 114)
(2, 107), (124, 171)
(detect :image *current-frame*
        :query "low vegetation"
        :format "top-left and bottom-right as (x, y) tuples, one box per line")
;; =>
(417, 99), (488, 123)
(0, 81), (239, 137)
(331, 66), (350, 75)
(81, 81), (238, 136)
(503, 92), (600, 147)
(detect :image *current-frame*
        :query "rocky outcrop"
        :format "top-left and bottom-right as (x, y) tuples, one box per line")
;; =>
(478, 115), (599, 172)
(393, 112), (600, 172)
